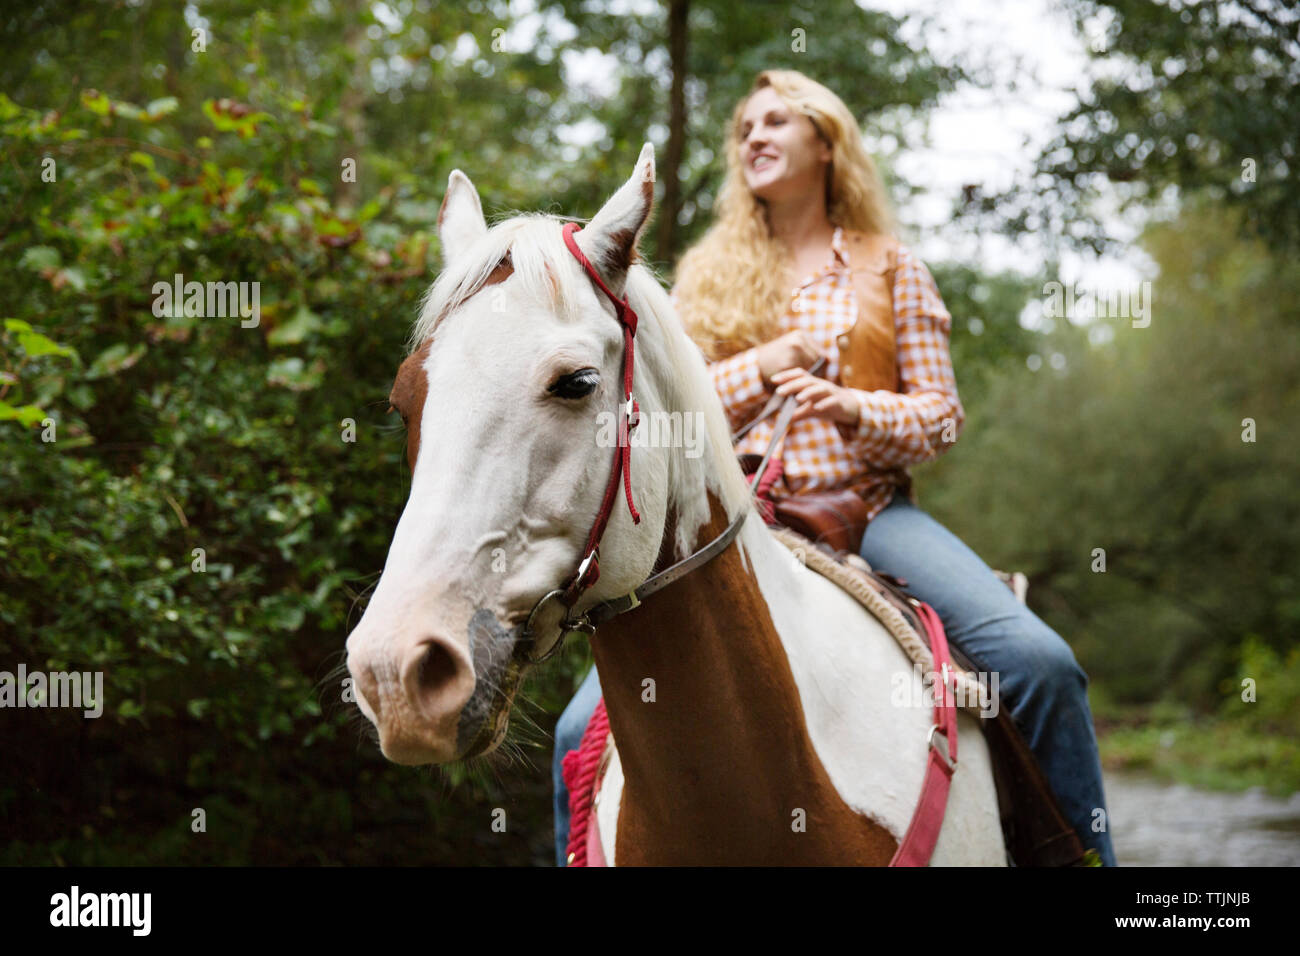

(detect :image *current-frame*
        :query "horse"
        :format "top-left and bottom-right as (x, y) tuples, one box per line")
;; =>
(345, 143), (1007, 865)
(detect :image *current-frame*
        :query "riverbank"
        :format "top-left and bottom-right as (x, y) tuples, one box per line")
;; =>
(1092, 693), (1300, 798)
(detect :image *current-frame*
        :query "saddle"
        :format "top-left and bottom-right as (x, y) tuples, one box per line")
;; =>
(767, 527), (1089, 867)
(727, 361), (1086, 864)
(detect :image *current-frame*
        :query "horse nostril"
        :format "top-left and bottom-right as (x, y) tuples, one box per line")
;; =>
(394, 635), (475, 751)
(416, 640), (459, 698)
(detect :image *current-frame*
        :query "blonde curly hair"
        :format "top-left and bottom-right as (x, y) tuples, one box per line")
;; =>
(674, 69), (895, 360)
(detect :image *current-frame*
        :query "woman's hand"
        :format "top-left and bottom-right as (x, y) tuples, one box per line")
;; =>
(771, 368), (862, 427)
(756, 331), (823, 386)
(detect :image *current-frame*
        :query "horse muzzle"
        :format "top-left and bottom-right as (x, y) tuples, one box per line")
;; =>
(346, 626), (477, 765)
(346, 605), (529, 764)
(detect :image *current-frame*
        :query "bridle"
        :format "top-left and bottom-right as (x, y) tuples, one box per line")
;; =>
(515, 221), (801, 664)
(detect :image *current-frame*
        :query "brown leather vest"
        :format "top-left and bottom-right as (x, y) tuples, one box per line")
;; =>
(835, 229), (900, 392)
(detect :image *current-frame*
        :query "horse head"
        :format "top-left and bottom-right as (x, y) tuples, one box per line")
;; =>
(345, 144), (746, 765)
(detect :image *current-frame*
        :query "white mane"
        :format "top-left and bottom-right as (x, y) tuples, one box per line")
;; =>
(411, 213), (755, 562)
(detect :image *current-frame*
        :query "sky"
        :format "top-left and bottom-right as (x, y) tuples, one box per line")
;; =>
(861, 0), (1155, 315)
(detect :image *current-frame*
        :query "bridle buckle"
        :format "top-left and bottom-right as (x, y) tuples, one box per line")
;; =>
(518, 588), (599, 666)
(927, 724), (956, 771)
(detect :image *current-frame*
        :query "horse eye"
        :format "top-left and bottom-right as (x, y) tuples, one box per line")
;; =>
(548, 368), (600, 400)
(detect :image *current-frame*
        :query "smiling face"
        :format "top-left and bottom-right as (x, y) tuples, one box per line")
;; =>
(737, 86), (833, 206)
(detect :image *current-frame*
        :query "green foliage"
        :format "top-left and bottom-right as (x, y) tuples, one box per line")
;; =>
(974, 0), (1300, 253)
(0, 50), (576, 863)
(922, 199), (1300, 717)
(926, 264), (1040, 408)
(1225, 636), (1300, 736)
(1091, 630), (1300, 796)
(541, 0), (967, 260)
(1, 317), (78, 427)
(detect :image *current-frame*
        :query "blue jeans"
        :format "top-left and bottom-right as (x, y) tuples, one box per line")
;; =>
(552, 493), (1117, 866)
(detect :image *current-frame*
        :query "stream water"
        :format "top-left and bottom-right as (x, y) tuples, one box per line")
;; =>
(1105, 769), (1300, 866)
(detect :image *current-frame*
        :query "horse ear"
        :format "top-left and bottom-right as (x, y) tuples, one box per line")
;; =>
(438, 170), (487, 267)
(575, 143), (655, 293)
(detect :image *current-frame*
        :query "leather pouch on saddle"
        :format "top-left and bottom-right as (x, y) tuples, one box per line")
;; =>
(738, 454), (868, 555)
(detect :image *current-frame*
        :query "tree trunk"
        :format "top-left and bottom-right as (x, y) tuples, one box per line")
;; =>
(336, 0), (368, 210)
(655, 0), (689, 265)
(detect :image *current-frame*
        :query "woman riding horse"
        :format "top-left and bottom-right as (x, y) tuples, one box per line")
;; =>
(554, 69), (1116, 867)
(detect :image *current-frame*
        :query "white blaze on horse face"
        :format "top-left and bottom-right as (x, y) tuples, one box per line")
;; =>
(347, 145), (671, 764)
(346, 296), (607, 761)
(346, 273), (663, 763)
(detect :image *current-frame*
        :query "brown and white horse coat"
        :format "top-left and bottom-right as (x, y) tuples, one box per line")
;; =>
(346, 145), (1005, 864)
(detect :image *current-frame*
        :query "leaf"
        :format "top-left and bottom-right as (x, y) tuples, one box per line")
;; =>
(266, 304), (322, 347)
(80, 89), (111, 116)
(128, 151), (155, 171)
(266, 357), (322, 391)
(202, 98), (273, 138)
(0, 401), (47, 427)
(16, 405), (46, 427)
(145, 97), (179, 120)
(20, 246), (61, 272)
(3, 318), (33, 333)
(55, 267), (88, 293)
(67, 384), (95, 410)
(86, 343), (146, 379)
(17, 330), (74, 358)
(264, 602), (306, 631)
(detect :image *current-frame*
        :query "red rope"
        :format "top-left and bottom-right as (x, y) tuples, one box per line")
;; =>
(561, 696), (610, 866)
(746, 454), (784, 524)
